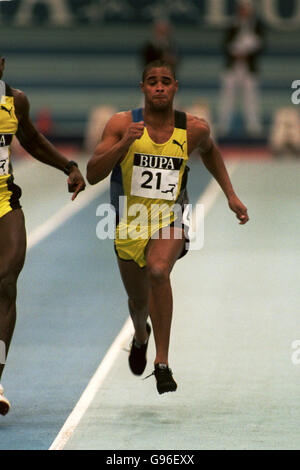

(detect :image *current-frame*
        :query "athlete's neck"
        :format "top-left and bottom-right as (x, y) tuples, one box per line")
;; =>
(143, 105), (174, 129)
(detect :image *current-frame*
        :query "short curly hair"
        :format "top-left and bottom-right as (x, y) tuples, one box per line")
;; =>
(142, 60), (176, 82)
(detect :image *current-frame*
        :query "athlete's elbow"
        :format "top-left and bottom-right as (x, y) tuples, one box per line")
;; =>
(86, 169), (98, 185)
(86, 162), (98, 185)
(86, 162), (107, 185)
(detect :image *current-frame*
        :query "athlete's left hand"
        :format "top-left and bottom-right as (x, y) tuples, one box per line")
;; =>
(67, 167), (86, 200)
(228, 195), (249, 225)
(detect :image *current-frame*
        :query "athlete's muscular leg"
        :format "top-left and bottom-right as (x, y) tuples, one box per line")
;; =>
(0, 209), (26, 380)
(146, 226), (185, 366)
(117, 258), (150, 344)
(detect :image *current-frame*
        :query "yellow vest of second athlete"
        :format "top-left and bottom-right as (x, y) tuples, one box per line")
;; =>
(0, 80), (18, 186)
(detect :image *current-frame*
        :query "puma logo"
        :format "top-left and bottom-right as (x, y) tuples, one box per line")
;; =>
(172, 139), (185, 152)
(0, 159), (7, 171)
(161, 184), (176, 195)
(0, 105), (12, 117)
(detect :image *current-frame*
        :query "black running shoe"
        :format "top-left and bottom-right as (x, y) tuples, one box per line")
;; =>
(128, 322), (151, 375)
(154, 364), (177, 394)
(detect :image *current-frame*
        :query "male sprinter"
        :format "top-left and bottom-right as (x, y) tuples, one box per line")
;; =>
(0, 55), (85, 414)
(87, 60), (249, 394)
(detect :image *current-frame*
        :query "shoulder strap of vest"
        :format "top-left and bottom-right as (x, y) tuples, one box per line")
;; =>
(132, 108), (186, 129)
(131, 108), (144, 123)
(174, 110), (187, 130)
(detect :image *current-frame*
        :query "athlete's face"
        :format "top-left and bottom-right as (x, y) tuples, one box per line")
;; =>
(141, 67), (178, 110)
(0, 57), (5, 79)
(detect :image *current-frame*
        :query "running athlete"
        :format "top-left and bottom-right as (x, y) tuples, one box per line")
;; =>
(0, 55), (85, 415)
(87, 60), (249, 394)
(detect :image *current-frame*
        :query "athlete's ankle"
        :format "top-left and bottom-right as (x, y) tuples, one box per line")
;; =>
(134, 322), (151, 345)
(154, 360), (169, 367)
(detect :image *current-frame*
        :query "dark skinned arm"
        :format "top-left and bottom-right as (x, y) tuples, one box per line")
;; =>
(14, 89), (85, 200)
(87, 112), (144, 185)
(195, 120), (249, 225)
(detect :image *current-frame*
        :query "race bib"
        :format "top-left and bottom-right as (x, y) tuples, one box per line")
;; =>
(0, 147), (9, 176)
(0, 134), (12, 176)
(131, 153), (183, 201)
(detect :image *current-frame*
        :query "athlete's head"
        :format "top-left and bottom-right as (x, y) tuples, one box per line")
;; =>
(142, 60), (176, 82)
(0, 56), (5, 79)
(236, 0), (254, 18)
(141, 60), (178, 111)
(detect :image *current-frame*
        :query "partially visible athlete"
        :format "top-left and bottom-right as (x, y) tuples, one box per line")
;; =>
(87, 60), (249, 394)
(0, 55), (86, 415)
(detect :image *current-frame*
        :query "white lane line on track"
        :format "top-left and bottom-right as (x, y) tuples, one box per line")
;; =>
(27, 179), (110, 251)
(49, 317), (134, 451)
(49, 162), (239, 451)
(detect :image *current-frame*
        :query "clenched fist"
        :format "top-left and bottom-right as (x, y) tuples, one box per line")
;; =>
(121, 121), (144, 147)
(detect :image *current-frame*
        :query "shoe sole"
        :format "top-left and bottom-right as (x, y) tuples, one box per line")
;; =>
(157, 383), (177, 394)
(128, 323), (151, 376)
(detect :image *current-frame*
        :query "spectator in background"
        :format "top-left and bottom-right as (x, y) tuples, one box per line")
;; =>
(217, 0), (265, 137)
(140, 19), (179, 73)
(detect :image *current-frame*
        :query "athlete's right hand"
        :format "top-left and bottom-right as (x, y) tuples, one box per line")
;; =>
(121, 121), (144, 147)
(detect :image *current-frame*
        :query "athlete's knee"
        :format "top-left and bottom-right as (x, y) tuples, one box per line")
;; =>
(0, 274), (17, 302)
(147, 261), (170, 284)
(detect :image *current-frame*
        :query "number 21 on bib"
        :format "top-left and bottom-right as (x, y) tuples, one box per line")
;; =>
(130, 153), (184, 201)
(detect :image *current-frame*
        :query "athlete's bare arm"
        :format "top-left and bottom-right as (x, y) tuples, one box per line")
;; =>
(187, 114), (249, 225)
(13, 89), (85, 200)
(87, 111), (144, 185)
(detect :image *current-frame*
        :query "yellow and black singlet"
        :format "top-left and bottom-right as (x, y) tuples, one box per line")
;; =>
(0, 80), (22, 218)
(110, 108), (190, 267)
